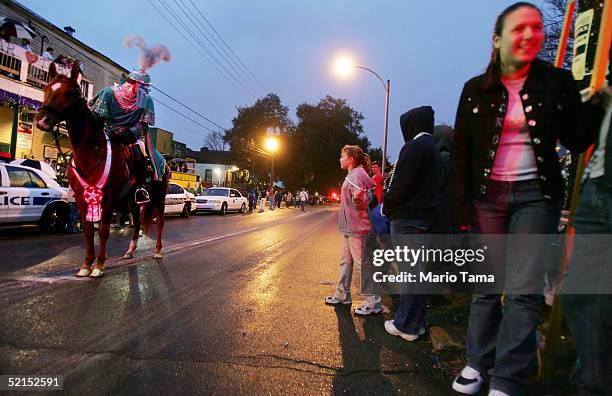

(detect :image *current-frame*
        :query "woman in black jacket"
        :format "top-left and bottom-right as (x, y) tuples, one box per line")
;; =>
(451, 3), (593, 395)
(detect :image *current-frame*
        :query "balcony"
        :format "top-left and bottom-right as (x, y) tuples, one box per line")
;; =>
(0, 39), (93, 104)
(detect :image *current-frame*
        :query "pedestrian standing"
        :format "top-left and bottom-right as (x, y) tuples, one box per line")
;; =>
(299, 188), (308, 212)
(286, 191), (293, 208)
(268, 188), (275, 210)
(248, 189), (256, 213)
(561, 84), (612, 396)
(325, 145), (382, 315)
(451, 3), (592, 395)
(382, 106), (441, 342)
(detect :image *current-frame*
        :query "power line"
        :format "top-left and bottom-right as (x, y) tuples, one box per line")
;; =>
(187, 0), (268, 92)
(149, 0), (244, 92)
(151, 95), (218, 133)
(150, 85), (226, 130)
(173, 0), (256, 91)
(155, 0), (254, 96)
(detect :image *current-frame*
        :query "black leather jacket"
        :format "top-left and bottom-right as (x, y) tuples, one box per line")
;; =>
(452, 59), (595, 226)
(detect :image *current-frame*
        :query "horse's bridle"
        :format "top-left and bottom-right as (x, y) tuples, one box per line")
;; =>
(40, 82), (107, 181)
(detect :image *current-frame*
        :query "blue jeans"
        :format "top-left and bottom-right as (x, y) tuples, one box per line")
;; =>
(561, 178), (612, 396)
(390, 218), (431, 334)
(467, 179), (560, 395)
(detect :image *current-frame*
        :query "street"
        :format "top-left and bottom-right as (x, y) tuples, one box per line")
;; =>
(0, 206), (468, 395)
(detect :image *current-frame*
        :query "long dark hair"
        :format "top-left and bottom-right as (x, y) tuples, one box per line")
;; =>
(488, 2), (543, 74)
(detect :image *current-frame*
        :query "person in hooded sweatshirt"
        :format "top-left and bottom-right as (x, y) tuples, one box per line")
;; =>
(382, 106), (441, 341)
(325, 145), (383, 315)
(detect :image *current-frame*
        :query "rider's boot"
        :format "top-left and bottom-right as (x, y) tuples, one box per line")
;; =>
(132, 144), (150, 205)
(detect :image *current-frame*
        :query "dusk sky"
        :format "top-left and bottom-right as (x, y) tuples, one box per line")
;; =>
(19, 0), (549, 160)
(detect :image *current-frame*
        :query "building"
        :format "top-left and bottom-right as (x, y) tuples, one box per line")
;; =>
(172, 139), (187, 159)
(148, 127), (173, 156)
(186, 146), (242, 187)
(0, 0), (127, 162)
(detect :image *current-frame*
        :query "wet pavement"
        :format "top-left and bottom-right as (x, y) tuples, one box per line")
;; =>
(0, 206), (573, 395)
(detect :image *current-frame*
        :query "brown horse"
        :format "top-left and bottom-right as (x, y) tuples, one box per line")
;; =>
(35, 61), (169, 278)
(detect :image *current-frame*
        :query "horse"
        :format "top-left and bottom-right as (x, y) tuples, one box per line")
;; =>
(35, 61), (169, 278)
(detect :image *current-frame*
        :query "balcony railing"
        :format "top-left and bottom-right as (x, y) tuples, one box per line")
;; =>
(0, 38), (93, 100)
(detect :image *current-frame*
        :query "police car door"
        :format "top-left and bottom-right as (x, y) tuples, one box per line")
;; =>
(0, 165), (8, 223)
(5, 166), (49, 222)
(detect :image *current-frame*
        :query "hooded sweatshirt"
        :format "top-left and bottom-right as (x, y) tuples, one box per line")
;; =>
(338, 166), (376, 235)
(382, 106), (441, 221)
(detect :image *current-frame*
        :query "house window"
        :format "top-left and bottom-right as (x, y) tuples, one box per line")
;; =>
(205, 169), (212, 182)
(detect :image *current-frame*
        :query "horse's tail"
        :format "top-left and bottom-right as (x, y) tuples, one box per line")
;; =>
(142, 165), (170, 235)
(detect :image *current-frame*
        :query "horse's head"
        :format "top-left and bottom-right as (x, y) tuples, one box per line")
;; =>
(36, 61), (82, 131)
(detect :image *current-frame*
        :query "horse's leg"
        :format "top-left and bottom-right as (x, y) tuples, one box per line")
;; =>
(154, 204), (164, 259)
(123, 201), (141, 259)
(76, 220), (96, 277)
(91, 208), (113, 278)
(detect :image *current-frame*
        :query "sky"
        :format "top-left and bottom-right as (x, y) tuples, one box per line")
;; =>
(18, 0), (549, 160)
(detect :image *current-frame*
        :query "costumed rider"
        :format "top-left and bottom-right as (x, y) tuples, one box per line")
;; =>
(88, 36), (170, 204)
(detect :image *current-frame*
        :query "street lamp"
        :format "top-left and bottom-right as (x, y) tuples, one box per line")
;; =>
(333, 55), (390, 177)
(264, 136), (279, 187)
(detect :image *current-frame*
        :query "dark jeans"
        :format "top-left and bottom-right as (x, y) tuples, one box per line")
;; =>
(467, 179), (560, 395)
(390, 218), (431, 334)
(561, 178), (612, 396)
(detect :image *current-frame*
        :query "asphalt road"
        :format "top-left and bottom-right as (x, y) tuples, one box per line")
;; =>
(0, 205), (472, 395)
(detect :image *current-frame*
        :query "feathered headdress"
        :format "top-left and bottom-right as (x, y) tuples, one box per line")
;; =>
(123, 35), (171, 84)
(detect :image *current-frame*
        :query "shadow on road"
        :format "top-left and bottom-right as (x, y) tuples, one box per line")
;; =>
(332, 305), (396, 394)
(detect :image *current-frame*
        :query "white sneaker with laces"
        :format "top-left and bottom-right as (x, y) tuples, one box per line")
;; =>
(325, 295), (352, 305)
(354, 303), (382, 315)
(452, 365), (485, 394)
(384, 320), (425, 341)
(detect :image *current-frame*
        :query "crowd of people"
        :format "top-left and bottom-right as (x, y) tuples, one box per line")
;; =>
(245, 186), (322, 213)
(324, 3), (611, 395)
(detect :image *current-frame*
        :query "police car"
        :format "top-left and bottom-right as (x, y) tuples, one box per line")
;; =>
(0, 163), (70, 232)
(165, 182), (196, 217)
(195, 187), (247, 215)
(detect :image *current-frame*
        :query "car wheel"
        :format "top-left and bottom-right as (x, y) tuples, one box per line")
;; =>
(240, 203), (246, 213)
(220, 202), (227, 215)
(181, 202), (191, 218)
(40, 204), (68, 233)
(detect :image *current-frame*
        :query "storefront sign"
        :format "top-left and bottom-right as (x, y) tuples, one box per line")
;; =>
(16, 121), (33, 150)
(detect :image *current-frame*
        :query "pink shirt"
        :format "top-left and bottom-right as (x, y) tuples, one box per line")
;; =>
(491, 76), (538, 181)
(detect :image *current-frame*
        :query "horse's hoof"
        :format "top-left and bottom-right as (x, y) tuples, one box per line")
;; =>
(76, 268), (91, 277)
(123, 252), (134, 260)
(153, 252), (162, 259)
(90, 268), (104, 278)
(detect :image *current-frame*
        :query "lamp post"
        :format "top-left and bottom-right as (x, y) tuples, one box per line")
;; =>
(334, 56), (390, 177)
(264, 137), (279, 187)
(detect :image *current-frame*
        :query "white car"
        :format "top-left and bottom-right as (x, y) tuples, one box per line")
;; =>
(195, 187), (247, 215)
(0, 162), (70, 232)
(165, 182), (195, 217)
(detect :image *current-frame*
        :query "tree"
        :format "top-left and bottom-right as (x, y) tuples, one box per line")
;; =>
(367, 147), (391, 170)
(203, 130), (227, 151)
(224, 94), (293, 184)
(280, 96), (370, 193)
(541, 0), (574, 69)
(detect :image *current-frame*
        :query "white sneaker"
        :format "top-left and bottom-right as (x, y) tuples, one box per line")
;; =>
(325, 295), (352, 305)
(384, 320), (425, 341)
(488, 390), (510, 396)
(354, 303), (383, 315)
(452, 365), (485, 394)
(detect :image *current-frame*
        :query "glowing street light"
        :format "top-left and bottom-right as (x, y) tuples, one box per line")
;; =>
(332, 54), (390, 177)
(264, 136), (279, 188)
(265, 137), (279, 153)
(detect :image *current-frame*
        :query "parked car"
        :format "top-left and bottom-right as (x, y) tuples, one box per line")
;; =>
(165, 182), (195, 217)
(195, 187), (247, 215)
(0, 163), (70, 232)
